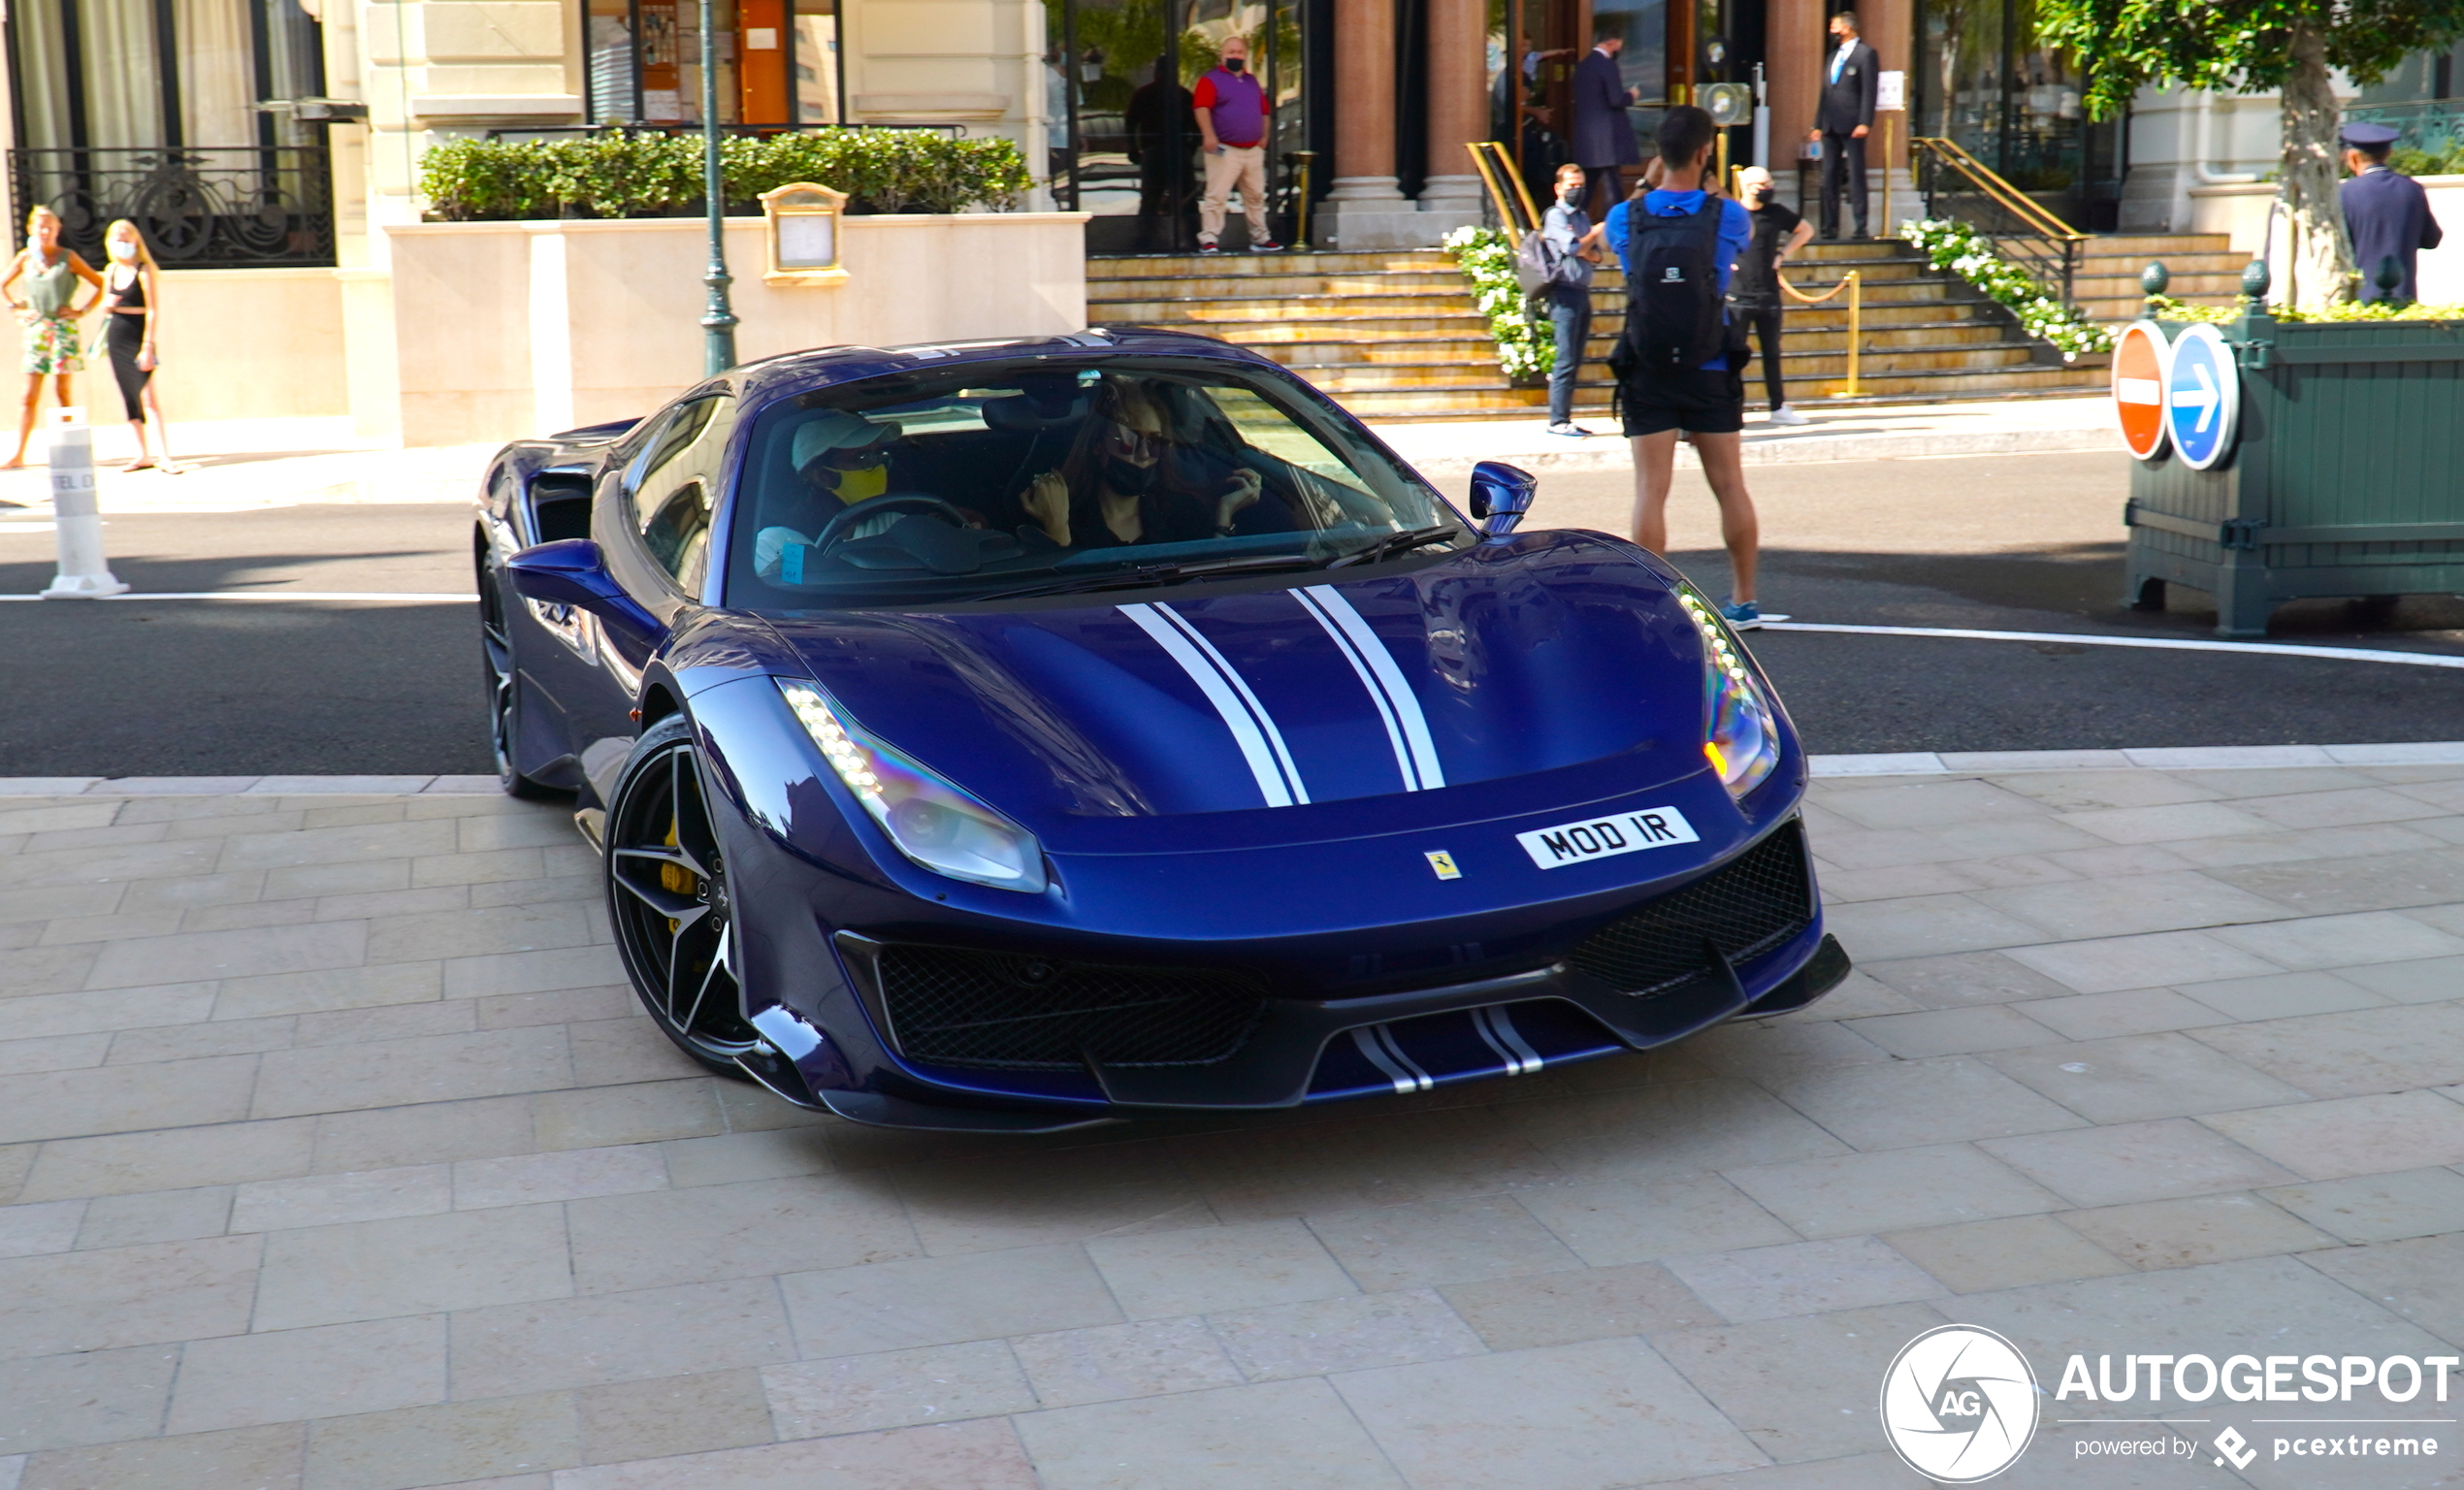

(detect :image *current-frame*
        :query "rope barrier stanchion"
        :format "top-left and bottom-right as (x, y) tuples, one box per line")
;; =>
(40, 407), (126, 599)
(1778, 268), (1863, 401)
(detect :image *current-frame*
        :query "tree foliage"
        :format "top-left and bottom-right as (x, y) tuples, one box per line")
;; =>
(2039, 0), (2464, 121)
(2036, 0), (2464, 309)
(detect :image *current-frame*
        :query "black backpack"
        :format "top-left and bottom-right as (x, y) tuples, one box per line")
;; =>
(1608, 196), (1734, 378)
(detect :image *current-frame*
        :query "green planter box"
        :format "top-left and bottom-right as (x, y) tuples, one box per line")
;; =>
(2125, 312), (2464, 636)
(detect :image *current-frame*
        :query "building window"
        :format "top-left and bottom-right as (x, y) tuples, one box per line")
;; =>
(584, 0), (841, 125)
(5, 0), (335, 266)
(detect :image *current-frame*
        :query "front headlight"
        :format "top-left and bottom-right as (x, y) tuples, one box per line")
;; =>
(777, 680), (1049, 894)
(1674, 588), (1781, 800)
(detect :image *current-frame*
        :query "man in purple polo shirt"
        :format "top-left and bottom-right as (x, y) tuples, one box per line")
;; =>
(1193, 37), (1281, 253)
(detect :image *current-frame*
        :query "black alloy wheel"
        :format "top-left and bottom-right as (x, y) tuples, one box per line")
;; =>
(605, 715), (760, 1075)
(477, 549), (560, 800)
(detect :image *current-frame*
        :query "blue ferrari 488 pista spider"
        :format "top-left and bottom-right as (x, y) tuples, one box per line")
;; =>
(476, 327), (1849, 1131)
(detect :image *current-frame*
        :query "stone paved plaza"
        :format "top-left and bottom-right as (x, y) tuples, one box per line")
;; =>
(3, 762), (2463, 1490)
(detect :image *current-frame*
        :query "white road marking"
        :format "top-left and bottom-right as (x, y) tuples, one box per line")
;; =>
(0, 591), (475, 602)
(1761, 621), (2464, 670)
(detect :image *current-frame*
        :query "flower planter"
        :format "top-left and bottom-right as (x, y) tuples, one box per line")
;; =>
(2125, 309), (2464, 635)
(361, 211), (1089, 447)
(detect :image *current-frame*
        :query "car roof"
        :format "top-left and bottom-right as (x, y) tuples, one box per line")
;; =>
(729, 327), (1281, 407)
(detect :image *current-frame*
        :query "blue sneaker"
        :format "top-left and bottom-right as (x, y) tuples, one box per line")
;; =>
(1720, 599), (1763, 630)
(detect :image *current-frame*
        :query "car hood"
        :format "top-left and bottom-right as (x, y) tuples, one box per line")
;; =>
(762, 532), (1741, 853)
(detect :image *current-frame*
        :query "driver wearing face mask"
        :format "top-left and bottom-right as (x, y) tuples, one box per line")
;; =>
(753, 410), (904, 580)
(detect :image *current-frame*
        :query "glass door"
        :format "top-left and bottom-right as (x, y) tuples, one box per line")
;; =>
(1053, 0), (1305, 254)
(1914, 0), (2120, 227)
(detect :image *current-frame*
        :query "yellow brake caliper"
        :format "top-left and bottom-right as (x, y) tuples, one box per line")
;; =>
(659, 815), (697, 933)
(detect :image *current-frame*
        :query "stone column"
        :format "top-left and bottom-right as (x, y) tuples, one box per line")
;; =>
(1863, 0), (1915, 229)
(1323, 0), (1421, 249)
(1766, 0), (1823, 213)
(1417, 0), (1487, 232)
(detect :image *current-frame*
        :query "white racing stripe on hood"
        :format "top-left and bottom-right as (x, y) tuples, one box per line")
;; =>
(1299, 585), (1446, 790)
(1293, 587), (1417, 792)
(1119, 601), (1310, 808)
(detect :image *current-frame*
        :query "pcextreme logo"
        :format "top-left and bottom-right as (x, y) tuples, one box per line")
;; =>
(1880, 1324), (2040, 1482)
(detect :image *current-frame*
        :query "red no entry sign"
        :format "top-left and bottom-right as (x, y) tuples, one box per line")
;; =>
(2112, 321), (2169, 461)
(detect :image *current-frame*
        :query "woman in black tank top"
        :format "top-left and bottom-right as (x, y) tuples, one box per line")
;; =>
(100, 219), (180, 472)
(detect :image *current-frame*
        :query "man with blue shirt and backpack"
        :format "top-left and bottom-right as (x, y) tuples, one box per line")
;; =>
(1604, 105), (1775, 628)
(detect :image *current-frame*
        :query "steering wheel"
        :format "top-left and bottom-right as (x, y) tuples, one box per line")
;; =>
(810, 495), (970, 552)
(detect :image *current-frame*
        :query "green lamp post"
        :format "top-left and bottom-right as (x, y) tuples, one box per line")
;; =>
(697, 0), (738, 375)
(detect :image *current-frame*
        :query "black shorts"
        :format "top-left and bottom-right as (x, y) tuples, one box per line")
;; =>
(1620, 366), (1746, 437)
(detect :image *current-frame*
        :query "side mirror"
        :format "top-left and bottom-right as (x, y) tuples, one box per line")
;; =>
(506, 539), (628, 611)
(1468, 460), (1538, 539)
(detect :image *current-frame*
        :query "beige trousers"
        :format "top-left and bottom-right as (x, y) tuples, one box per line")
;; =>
(1199, 145), (1269, 245)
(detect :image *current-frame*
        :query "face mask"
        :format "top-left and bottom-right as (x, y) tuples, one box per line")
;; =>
(1223, 56), (1245, 72)
(1751, 185), (1773, 206)
(107, 241), (136, 262)
(1103, 455), (1157, 494)
(1559, 183), (1584, 205)
(827, 463), (888, 503)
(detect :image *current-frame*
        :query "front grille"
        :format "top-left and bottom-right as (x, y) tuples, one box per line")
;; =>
(876, 946), (1266, 1071)
(1568, 821), (1813, 997)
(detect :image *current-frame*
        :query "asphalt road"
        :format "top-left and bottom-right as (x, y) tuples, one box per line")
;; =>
(4, 450), (2461, 777)
(0, 504), (494, 777)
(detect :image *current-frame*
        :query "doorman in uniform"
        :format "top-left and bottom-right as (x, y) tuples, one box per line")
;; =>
(1809, 11), (1878, 241)
(2341, 122), (2443, 303)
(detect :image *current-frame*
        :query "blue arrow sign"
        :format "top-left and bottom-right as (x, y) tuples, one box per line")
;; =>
(2165, 323), (2240, 470)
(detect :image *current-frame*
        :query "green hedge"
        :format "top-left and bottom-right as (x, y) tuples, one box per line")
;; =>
(420, 130), (1032, 221)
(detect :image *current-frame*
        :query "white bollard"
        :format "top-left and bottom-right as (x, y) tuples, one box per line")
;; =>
(40, 407), (126, 599)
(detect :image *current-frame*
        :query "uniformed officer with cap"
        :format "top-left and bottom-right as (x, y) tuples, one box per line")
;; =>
(2340, 121), (2444, 303)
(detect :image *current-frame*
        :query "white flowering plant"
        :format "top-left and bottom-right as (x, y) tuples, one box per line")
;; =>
(1443, 226), (1552, 379)
(1897, 217), (2115, 360)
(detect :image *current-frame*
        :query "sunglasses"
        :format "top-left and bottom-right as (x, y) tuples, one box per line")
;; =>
(1102, 423), (1162, 462)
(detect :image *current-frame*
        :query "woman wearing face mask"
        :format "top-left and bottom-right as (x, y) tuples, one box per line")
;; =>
(1541, 162), (1605, 438)
(0, 207), (105, 470)
(98, 220), (181, 472)
(1729, 167), (1815, 427)
(1020, 377), (1259, 548)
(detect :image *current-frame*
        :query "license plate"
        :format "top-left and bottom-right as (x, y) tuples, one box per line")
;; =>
(1515, 806), (1700, 869)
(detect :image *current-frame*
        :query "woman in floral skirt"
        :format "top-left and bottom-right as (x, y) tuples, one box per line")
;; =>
(0, 207), (105, 470)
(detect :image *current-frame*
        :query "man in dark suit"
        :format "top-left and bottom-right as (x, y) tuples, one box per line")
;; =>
(1808, 10), (1878, 240)
(1572, 27), (1640, 219)
(2341, 122), (2443, 303)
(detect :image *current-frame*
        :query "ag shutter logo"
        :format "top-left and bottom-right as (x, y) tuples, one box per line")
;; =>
(1880, 1325), (2040, 1482)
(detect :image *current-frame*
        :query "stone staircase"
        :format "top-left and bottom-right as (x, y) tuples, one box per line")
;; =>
(2070, 232), (2248, 323)
(1086, 241), (2110, 422)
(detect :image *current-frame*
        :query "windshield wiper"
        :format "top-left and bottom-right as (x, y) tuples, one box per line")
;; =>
(972, 553), (1326, 602)
(1324, 525), (1463, 569)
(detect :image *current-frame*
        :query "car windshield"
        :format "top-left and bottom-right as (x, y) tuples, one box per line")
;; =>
(722, 355), (1463, 608)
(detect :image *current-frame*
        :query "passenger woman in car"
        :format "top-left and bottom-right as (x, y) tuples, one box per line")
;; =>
(1019, 376), (1262, 549)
